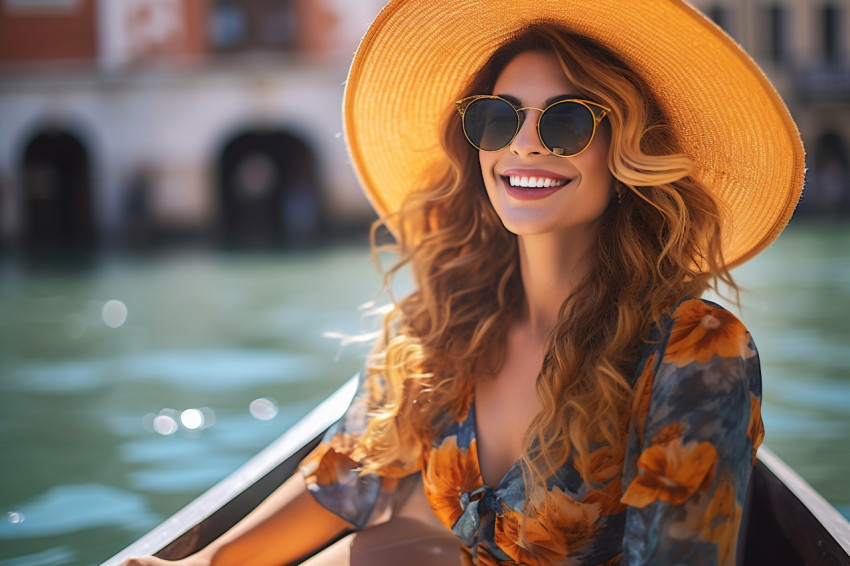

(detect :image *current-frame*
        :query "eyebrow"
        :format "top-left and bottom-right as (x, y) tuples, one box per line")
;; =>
(496, 93), (581, 107)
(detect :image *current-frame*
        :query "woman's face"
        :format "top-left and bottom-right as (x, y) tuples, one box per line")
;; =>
(479, 51), (615, 241)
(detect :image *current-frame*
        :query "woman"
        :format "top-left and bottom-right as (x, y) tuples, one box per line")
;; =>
(121, 1), (804, 564)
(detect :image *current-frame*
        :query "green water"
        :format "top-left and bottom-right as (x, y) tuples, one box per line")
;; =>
(0, 221), (848, 566)
(723, 220), (850, 513)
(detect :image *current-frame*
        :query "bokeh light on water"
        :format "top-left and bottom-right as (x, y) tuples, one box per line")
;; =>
(102, 300), (129, 328)
(152, 411), (179, 436)
(249, 398), (279, 421)
(180, 408), (205, 430)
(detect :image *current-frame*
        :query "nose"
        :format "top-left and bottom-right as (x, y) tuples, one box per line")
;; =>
(509, 109), (545, 157)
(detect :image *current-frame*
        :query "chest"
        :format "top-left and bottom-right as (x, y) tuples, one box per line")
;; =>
(473, 334), (544, 487)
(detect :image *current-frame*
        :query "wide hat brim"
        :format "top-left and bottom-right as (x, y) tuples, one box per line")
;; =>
(344, 0), (805, 268)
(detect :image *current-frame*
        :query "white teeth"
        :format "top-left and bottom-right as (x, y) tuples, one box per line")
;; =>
(507, 175), (568, 188)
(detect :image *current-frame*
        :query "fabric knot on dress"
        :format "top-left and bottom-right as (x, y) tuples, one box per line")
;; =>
(453, 485), (502, 547)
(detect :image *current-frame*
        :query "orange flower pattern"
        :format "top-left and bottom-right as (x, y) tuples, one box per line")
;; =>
(664, 299), (756, 367)
(495, 487), (601, 565)
(424, 436), (484, 529)
(300, 298), (763, 564)
(620, 435), (717, 507)
(667, 473), (743, 565)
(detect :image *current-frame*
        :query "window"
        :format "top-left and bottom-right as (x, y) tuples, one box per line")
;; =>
(210, 2), (247, 49)
(209, 0), (298, 53)
(767, 4), (787, 64)
(821, 4), (842, 64)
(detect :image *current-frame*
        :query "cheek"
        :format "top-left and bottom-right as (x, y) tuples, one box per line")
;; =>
(584, 135), (614, 190)
(478, 151), (495, 179)
(478, 152), (500, 198)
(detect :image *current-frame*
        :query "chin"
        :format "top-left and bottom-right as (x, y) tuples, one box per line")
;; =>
(496, 213), (560, 237)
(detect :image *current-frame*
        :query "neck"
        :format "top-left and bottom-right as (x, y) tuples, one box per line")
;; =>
(516, 230), (597, 341)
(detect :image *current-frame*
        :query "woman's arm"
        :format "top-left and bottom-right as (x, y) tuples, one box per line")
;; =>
(620, 299), (763, 565)
(120, 473), (353, 566)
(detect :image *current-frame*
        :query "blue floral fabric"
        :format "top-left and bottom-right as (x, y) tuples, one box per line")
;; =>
(299, 298), (764, 565)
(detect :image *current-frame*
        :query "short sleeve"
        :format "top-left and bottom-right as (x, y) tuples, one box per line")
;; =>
(621, 298), (765, 565)
(298, 368), (422, 530)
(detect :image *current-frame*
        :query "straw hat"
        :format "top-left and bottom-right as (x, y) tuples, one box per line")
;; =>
(344, 0), (805, 267)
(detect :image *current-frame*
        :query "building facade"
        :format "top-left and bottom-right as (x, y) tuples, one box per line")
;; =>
(690, 0), (850, 214)
(0, 0), (848, 252)
(0, 0), (385, 251)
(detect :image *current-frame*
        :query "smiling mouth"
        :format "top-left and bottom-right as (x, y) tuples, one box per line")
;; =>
(504, 175), (569, 188)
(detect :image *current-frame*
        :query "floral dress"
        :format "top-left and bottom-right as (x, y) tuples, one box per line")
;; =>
(299, 298), (765, 565)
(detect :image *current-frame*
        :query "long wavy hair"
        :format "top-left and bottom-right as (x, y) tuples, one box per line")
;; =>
(356, 22), (736, 500)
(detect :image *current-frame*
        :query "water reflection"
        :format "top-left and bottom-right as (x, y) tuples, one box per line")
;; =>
(180, 408), (205, 430)
(0, 484), (159, 539)
(152, 412), (179, 436)
(249, 398), (279, 421)
(0, 547), (76, 566)
(9, 349), (321, 394)
(101, 300), (128, 328)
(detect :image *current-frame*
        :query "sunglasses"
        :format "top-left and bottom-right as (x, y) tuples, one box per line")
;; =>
(455, 95), (611, 157)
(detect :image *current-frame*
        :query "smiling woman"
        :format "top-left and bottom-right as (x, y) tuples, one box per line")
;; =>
(117, 1), (805, 565)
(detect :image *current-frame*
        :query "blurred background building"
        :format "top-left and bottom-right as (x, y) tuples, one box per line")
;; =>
(0, 0), (848, 254)
(0, 0), (385, 253)
(690, 0), (850, 216)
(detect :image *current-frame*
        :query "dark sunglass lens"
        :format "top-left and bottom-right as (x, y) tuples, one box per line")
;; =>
(539, 102), (596, 156)
(463, 98), (518, 151)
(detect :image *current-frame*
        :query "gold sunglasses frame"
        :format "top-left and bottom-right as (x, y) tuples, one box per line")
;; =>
(455, 95), (611, 157)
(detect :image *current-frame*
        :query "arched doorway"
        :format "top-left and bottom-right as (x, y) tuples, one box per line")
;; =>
(20, 129), (95, 251)
(804, 131), (849, 214)
(218, 130), (324, 248)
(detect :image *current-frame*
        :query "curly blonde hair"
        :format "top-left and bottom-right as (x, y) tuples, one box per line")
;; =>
(356, 22), (736, 498)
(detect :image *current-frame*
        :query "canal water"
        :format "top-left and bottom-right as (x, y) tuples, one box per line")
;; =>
(1, 221), (848, 566)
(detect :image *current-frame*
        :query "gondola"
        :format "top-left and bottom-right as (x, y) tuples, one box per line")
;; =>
(101, 376), (850, 566)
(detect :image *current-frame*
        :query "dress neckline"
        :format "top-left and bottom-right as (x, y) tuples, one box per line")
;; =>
(468, 397), (524, 490)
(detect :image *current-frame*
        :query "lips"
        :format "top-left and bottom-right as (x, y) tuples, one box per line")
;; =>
(499, 168), (572, 200)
